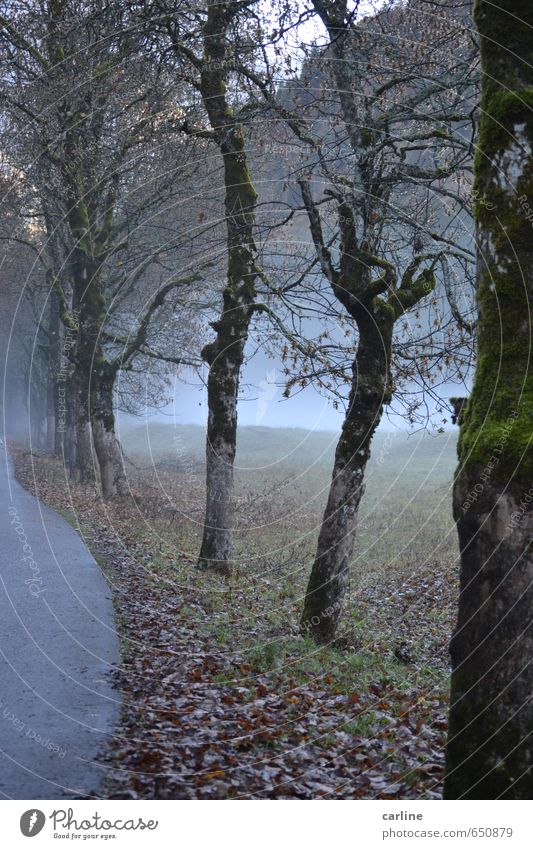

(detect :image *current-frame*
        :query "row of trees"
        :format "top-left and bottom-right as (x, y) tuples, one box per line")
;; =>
(0, 0), (217, 496)
(4, 0), (532, 799)
(1, 0), (475, 624)
(1, 0), (476, 550)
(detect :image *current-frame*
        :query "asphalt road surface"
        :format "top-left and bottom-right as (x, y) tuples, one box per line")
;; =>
(0, 450), (120, 799)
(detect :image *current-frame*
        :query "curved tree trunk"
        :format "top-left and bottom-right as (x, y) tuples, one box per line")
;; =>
(444, 0), (533, 799)
(196, 0), (258, 574)
(301, 309), (394, 643)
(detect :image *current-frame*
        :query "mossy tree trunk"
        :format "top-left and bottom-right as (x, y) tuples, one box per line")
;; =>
(196, 1), (258, 575)
(60, 343), (80, 478)
(444, 0), (533, 800)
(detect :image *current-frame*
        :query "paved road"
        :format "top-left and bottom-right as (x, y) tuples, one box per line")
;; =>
(0, 450), (120, 799)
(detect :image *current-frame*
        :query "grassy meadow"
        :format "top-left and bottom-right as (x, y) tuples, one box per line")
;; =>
(117, 422), (460, 676)
(119, 421), (459, 587)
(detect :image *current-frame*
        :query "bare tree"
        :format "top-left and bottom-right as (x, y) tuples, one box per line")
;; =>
(248, 0), (477, 642)
(149, 0), (269, 572)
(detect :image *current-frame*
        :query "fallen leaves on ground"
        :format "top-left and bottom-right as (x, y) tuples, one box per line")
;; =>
(13, 446), (456, 800)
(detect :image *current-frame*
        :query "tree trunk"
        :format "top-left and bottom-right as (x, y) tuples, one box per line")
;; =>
(60, 366), (79, 477)
(196, 0), (258, 574)
(63, 409), (78, 477)
(77, 407), (94, 485)
(301, 308), (394, 643)
(444, 0), (533, 799)
(46, 379), (55, 453)
(46, 290), (61, 454)
(446, 474), (533, 799)
(29, 371), (47, 451)
(92, 417), (127, 500)
(72, 352), (96, 486)
(91, 364), (127, 500)
(69, 244), (126, 497)
(198, 299), (252, 574)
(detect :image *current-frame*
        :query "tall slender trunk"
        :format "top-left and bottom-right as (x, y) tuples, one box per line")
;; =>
(29, 354), (48, 450)
(444, 0), (533, 799)
(55, 387), (66, 458)
(301, 308), (394, 643)
(198, 290), (254, 573)
(196, 0), (258, 573)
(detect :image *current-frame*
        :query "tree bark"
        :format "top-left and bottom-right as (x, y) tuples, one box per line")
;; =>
(446, 474), (533, 799)
(91, 362), (127, 500)
(46, 377), (55, 453)
(444, 0), (533, 799)
(29, 386), (47, 450)
(198, 321), (245, 574)
(62, 379), (79, 478)
(301, 307), (394, 643)
(196, 0), (258, 574)
(68, 230), (126, 497)
(76, 402), (95, 485)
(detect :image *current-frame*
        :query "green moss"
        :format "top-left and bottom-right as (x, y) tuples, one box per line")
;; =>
(389, 269), (435, 318)
(69, 200), (92, 252)
(462, 88), (533, 479)
(93, 58), (117, 80)
(359, 127), (372, 146)
(224, 158), (258, 211)
(458, 261), (533, 479)
(476, 89), (533, 166)
(375, 298), (396, 320)
(458, 361), (533, 480)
